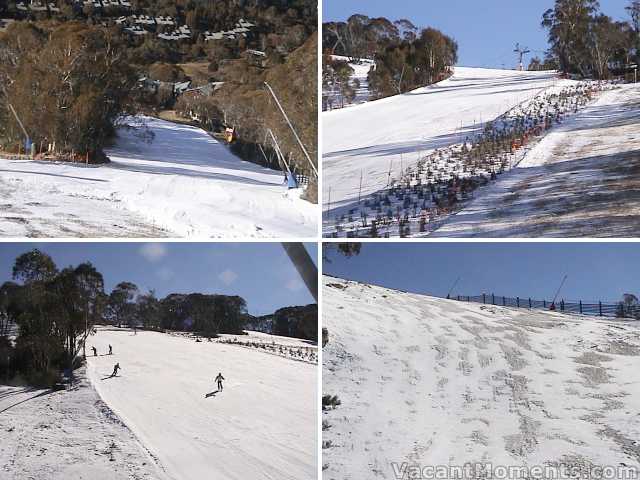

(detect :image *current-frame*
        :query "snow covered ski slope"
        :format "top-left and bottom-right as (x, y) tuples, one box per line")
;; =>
(87, 327), (317, 480)
(322, 277), (640, 478)
(434, 83), (640, 237)
(323, 67), (561, 215)
(0, 116), (316, 238)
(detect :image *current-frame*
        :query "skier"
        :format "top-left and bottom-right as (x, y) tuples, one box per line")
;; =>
(92, 346), (97, 356)
(215, 372), (225, 392)
(108, 344), (113, 355)
(110, 363), (121, 378)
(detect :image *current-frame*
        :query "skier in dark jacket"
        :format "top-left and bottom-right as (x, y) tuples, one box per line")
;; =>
(92, 346), (97, 356)
(108, 344), (113, 355)
(110, 363), (121, 378)
(215, 372), (225, 391)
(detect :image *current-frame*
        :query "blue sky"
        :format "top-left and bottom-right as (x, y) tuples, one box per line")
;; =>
(323, 0), (631, 68)
(0, 243), (317, 315)
(323, 243), (640, 302)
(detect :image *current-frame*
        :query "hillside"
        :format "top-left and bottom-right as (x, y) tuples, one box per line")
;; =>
(434, 83), (640, 237)
(86, 327), (316, 480)
(0, 116), (316, 237)
(322, 67), (561, 220)
(322, 276), (640, 478)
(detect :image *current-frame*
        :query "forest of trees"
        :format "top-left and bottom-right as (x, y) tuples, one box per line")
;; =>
(0, 22), (135, 160)
(538, 0), (639, 79)
(0, 0), (317, 197)
(322, 15), (457, 100)
(0, 249), (257, 387)
(246, 304), (317, 341)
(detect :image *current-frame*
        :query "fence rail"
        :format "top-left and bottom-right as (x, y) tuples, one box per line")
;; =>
(448, 293), (637, 319)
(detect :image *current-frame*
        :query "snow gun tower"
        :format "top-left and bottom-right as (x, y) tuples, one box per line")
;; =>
(514, 43), (530, 71)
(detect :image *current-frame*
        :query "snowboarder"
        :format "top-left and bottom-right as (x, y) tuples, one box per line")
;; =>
(110, 363), (121, 378)
(215, 372), (225, 392)
(108, 344), (113, 355)
(92, 346), (97, 356)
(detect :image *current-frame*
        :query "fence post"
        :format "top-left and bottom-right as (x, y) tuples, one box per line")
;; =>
(457, 295), (460, 301)
(561, 300), (564, 312)
(492, 294), (495, 305)
(483, 293), (486, 304)
(579, 301), (582, 315)
(599, 301), (602, 317)
(543, 300), (546, 308)
(517, 297), (520, 308)
(502, 296), (506, 306)
(529, 298), (532, 309)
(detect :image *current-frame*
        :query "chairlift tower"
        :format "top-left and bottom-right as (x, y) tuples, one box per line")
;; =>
(514, 43), (531, 71)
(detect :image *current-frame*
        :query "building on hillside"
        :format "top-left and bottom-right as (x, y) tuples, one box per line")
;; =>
(158, 25), (191, 41)
(155, 16), (175, 26)
(131, 14), (155, 25)
(0, 18), (15, 30)
(124, 24), (148, 36)
(203, 19), (255, 42)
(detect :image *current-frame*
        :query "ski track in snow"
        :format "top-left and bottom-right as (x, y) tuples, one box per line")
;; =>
(322, 67), (563, 218)
(434, 84), (640, 237)
(85, 327), (317, 480)
(0, 368), (169, 480)
(0, 116), (317, 238)
(322, 277), (640, 479)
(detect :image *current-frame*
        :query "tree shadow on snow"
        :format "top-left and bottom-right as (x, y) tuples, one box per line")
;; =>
(0, 389), (54, 414)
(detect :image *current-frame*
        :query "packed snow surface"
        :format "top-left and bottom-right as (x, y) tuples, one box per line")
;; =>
(323, 67), (562, 216)
(434, 83), (640, 237)
(86, 327), (317, 480)
(322, 277), (640, 478)
(0, 368), (169, 480)
(0, 116), (316, 238)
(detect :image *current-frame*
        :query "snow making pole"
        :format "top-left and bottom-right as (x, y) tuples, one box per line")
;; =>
(264, 82), (318, 178)
(282, 243), (318, 303)
(446, 277), (461, 300)
(550, 275), (568, 309)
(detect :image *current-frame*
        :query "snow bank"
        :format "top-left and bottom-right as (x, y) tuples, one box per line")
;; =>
(0, 368), (169, 480)
(86, 327), (317, 480)
(323, 276), (640, 478)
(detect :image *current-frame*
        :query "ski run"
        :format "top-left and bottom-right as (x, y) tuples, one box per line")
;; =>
(0, 116), (317, 238)
(322, 276), (640, 478)
(435, 83), (640, 237)
(323, 66), (640, 237)
(1, 327), (317, 480)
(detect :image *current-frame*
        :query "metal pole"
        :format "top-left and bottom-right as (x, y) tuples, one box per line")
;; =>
(358, 170), (363, 204)
(446, 277), (460, 299)
(264, 82), (317, 177)
(282, 243), (317, 302)
(551, 275), (568, 306)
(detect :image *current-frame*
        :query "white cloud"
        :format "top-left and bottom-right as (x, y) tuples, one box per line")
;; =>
(218, 269), (238, 286)
(139, 243), (168, 263)
(285, 277), (303, 292)
(157, 267), (174, 281)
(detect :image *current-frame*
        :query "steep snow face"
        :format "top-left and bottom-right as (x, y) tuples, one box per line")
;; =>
(322, 277), (640, 478)
(322, 67), (561, 216)
(434, 84), (640, 237)
(0, 116), (317, 238)
(86, 327), (317, 480)
(0, 368), (169, 480)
